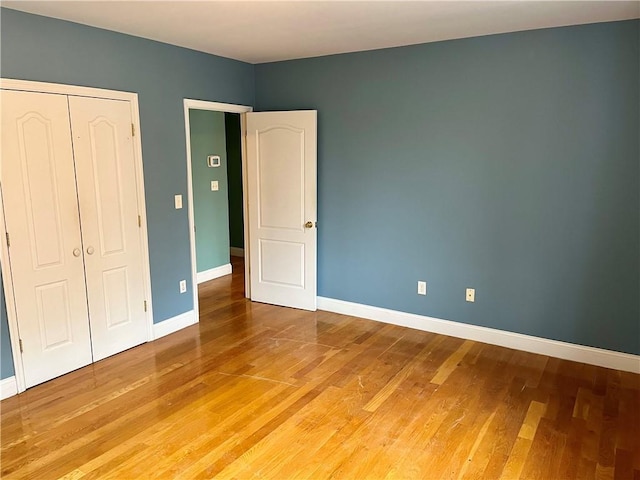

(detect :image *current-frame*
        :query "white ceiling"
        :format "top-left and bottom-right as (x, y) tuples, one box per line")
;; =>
(2, 1), (639, 64)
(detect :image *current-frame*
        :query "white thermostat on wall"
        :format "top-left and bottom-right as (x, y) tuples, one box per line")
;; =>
(207, 155), (221, 167)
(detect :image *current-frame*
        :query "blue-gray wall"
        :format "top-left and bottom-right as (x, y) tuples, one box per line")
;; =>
(190, 110), (230, 272)
(1, 11), (638, 380)
(0, 270), (15, 378)
(255, 20), (640, 355)
(0, 7), (253, 332)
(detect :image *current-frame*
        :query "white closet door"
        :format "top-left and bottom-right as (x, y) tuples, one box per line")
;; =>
(0, 90), (93, 388)
(68, 96), (147, 361)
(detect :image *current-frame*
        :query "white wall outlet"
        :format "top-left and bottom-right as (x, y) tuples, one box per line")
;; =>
(174, 194), (183, 209)
(466, 288), (475, 302)
(211, 180), (219, 191)
(179, 280), (187, 293)
(417, 281), (427, 295)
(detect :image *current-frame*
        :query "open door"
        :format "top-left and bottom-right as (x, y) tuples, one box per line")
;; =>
(245, 111), (317, 311)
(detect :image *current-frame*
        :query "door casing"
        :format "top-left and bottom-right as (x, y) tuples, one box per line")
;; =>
(183, 99), (253, 323)
(0, 78), (154, 393)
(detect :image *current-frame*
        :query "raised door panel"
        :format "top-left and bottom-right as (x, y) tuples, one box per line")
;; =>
(0, 90), (93, 388)
(247, 111), (317, 311)
(258, 239), (305, 288)
(68, 96), (147, 361)
(257, 127), (305, 231)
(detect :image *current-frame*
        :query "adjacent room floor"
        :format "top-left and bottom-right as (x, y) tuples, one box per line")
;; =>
(1, 256), (638, 479)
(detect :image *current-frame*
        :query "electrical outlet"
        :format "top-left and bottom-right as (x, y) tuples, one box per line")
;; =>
(179, 280), (187, 293)
(417, 281), (427, 295)
(174, 194), (183, 209)
(466, 288), (475, 302)
(211, 180), (219, 191)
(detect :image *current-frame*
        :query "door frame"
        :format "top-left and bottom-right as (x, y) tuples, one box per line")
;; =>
(183, 99), (252, 320)
(0, 78), (155, 394)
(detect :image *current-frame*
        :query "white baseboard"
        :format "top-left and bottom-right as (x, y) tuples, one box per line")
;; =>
(230, 247), (244, 257)
(1, 376), (18, 400)
(196, 263), (232, 284)
(153, 310), (197, 340)
(317, 297), (640, 374)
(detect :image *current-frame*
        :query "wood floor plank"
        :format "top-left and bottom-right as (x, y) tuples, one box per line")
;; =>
(1, 256), (638, 479)
(430, 339), (474, 385)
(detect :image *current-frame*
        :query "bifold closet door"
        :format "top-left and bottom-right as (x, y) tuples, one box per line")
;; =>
(0, 90), (93, 388)
(68, 96), (147, 361)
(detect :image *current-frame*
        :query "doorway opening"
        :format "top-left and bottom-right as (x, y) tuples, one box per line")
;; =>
(183, 100), (252, 321)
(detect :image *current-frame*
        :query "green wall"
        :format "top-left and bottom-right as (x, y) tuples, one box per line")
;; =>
(189, 110), (230, 272)
(225, 113), (244, 249)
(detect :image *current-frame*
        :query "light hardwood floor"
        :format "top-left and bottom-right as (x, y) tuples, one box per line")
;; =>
(1, 256), (639, 479)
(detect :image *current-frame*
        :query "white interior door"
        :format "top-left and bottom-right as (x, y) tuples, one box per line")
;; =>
(68, 96), (148, 361)
(246, 111), (317, 311)
(0, 90), (93, 387)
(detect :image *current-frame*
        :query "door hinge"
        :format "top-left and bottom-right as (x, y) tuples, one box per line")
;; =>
(5, 232), (9, 248)
(138, 215), (142, 227)
(131, 123), (135, 137)
(144, 300), (147, 312)
(19, 339), (23, 353)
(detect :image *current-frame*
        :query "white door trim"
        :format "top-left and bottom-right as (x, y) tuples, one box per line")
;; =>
(0, 78), (154, 393)
(183, 99), (253, 324)
(0, 78), (144, 103)
(0, 187), (26, 393)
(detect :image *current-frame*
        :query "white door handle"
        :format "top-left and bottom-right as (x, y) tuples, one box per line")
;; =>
(86, 246), (95, 255)
(73, 248), (81, 257)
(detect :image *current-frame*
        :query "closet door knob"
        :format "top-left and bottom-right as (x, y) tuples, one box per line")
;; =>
(73, 248), (81, 257)
(86, 246), (95, 255)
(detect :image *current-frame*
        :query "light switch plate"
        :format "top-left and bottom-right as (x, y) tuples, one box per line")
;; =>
(174, 194), (182, 209)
